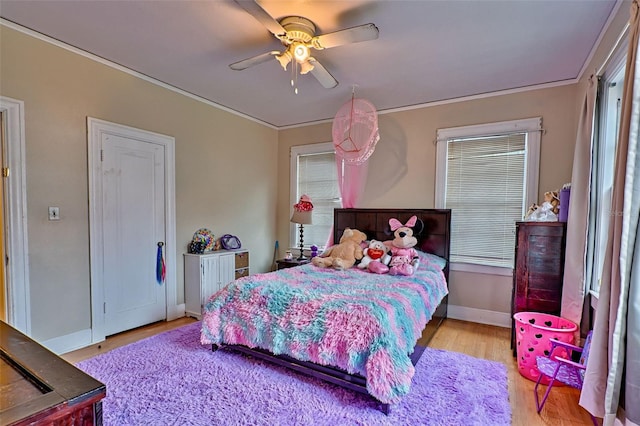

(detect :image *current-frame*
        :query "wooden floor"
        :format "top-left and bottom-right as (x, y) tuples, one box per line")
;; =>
(62, 317), (597, 425)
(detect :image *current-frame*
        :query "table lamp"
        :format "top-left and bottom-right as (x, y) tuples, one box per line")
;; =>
(291, 195), (313, 260)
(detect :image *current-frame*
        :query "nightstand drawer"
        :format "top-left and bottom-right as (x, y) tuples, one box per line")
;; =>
(235, 252), (249, 269)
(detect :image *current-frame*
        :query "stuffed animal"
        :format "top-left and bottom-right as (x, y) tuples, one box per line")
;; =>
(385, 216), (423, 276)
(544, 191), (560, 215)
(525, 190), (561, 221)
(525, 201), (558, 222)
(525, 203), (539, 219)
(312, 228), (366, 270)
(358, 239), (391, 271)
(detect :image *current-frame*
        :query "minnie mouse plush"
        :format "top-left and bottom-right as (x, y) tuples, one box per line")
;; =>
(386, 215), (423, 276)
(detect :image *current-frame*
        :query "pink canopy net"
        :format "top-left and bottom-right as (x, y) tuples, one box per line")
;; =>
(332, 97), (380, 165)
(325, 95), (380, 249)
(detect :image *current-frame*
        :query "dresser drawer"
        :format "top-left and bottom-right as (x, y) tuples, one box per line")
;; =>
(235, 268), (249, 279)
(235, 251), (249, 268)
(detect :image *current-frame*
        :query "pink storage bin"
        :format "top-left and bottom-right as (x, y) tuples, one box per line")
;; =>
(513, 312), (578, 384)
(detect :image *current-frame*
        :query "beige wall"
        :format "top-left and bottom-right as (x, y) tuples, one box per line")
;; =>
(0, 26), (278, 341)
(0, 0), (630, 342)
(277, 1), (633, 319)
(278, 85), (579, 317)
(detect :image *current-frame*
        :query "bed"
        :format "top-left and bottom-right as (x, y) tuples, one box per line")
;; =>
(200, 208), (451, 413)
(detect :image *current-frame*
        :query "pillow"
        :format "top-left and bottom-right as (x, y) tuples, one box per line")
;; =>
(417, 250), (447, 271)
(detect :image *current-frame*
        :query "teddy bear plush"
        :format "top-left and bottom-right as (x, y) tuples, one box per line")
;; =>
(525, 190), (561, 221)
(357, 239), (391, 271)
(544, 191), (560, 215)
(311, 227), (367, 270)
(385, 216), (423, 276)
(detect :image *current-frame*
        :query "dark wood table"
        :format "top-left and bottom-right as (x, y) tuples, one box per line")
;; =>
(275, 258), (311, 269)
(0, 321), (106, 425)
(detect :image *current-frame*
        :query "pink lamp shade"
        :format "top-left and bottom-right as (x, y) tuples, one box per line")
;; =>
(291, 195), (313, 260)
(291, 194), (313, 224)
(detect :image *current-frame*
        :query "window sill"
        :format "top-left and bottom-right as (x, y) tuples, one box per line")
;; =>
(450, 262), (513, 277)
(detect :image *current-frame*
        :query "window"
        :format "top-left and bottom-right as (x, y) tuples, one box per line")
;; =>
(436, 118), (541, 274)
(592, 60), (625, 295)
(290, 143), (340, 250)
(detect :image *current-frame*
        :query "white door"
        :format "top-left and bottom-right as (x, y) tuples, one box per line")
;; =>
(0, 97), (30, 335)
(102, 133), (166, 336)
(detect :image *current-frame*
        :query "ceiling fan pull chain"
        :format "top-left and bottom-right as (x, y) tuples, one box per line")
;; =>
(291, 60), (295, 88)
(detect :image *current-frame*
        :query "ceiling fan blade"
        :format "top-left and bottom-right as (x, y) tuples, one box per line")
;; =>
(229, 51), (281, 70)
(312, 23), (379, 50)
(234, 0), (286, 38)
(308, 58), (338, 89)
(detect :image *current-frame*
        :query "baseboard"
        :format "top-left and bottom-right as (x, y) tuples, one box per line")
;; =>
(42, 328), (93, 355)
(614, 407), (632, 426)
(42, 305), (186, 355)
(41, 305), (505, 354)
(447, 305), (511, 328)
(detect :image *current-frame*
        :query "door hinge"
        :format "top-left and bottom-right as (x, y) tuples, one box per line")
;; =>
(103, 302), (106, 314)
(2, 167), (9, 177)
(100, 150), (104, 161)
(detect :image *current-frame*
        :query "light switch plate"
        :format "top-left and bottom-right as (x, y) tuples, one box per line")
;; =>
(48, 207), (60, 221)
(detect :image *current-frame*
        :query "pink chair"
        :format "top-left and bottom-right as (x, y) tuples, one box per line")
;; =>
(534, 331), (598, 426)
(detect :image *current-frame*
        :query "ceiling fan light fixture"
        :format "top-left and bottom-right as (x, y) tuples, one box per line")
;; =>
(293, 43), (310, 63)
(230, 2), (376, 91)
(299, 59), (314, 75)
(276, 51), (292, 70)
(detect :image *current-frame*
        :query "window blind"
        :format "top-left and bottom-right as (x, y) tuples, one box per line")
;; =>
(297, 152), (341, 249)
(445, 133), (526, 268)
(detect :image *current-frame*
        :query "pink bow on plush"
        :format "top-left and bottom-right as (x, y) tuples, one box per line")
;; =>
(389, 215), (417, 231)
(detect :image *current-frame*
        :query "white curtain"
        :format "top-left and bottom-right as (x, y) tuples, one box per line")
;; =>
(581, 1), (640, 423)
(560, 76), (598, 329)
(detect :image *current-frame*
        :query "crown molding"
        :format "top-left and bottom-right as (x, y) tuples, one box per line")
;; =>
(0, 18), (278, 130)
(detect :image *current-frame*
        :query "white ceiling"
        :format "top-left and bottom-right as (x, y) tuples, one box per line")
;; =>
(0, 0), (620, 128)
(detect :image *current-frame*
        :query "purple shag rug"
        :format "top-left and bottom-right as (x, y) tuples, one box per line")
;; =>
(76, 322), (511, 425)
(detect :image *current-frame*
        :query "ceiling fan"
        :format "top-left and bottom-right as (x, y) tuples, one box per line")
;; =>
(230, 0), (379, 90)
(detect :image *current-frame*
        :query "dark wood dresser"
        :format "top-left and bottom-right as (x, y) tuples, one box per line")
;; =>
(511, 221), (567, 354)
(0, 321), (106, 425)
